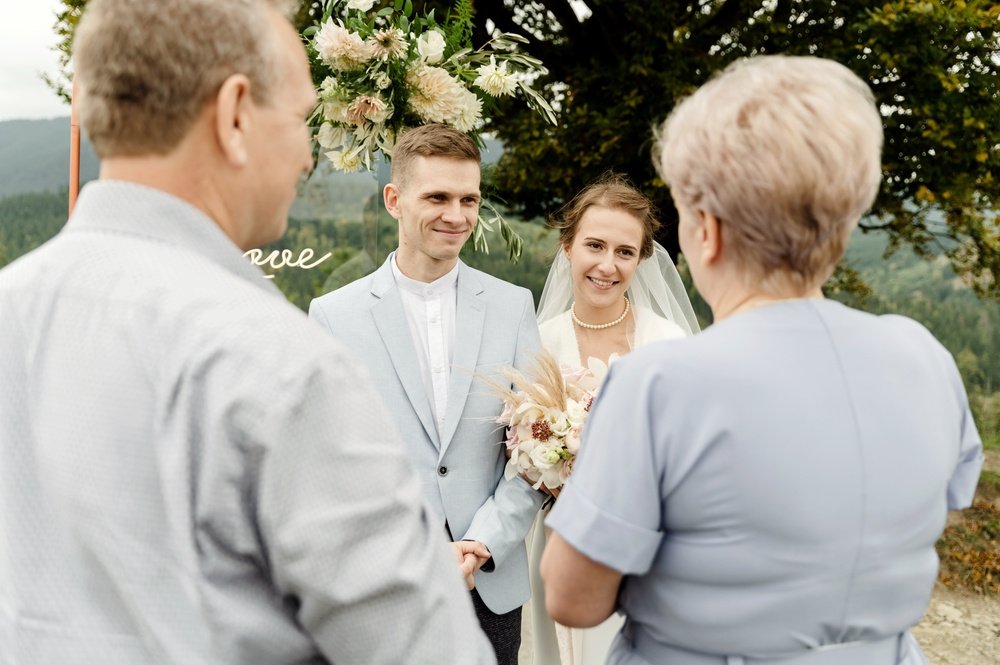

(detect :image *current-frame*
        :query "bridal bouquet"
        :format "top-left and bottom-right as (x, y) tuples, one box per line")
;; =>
(494, 353), (598, 493)
(305, 0), (556, 171)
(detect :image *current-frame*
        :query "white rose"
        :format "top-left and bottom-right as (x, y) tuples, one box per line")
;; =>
(347, 0), (377, 10)
(529, 442), (561, 469)
(416, 30), (446, 64)
(564, 398), (586, 428)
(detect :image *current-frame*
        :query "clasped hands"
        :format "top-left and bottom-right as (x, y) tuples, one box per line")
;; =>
(451, 540), (491, 590)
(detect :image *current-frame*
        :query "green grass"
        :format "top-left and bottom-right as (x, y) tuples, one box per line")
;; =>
(983, 433), (1000, 452)
(977, 469), (1000, 503)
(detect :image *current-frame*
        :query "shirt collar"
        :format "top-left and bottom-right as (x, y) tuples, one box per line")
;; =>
(390, 251), (460, 297)
(64, 180), (280, 296)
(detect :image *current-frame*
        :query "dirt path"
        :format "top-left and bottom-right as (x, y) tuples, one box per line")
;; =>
(914, 585), (1000, 663)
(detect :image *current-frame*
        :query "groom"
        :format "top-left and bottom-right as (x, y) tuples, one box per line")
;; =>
(309, 123), (544, 663)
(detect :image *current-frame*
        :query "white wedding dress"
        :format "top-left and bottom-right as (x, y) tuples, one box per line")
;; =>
(519, 306), (686, 665)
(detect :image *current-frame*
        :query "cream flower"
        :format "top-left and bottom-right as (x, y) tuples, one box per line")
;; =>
(325, 148), (365, 173)
(374, 72), (392, 90)
(369, 27), (407, 61)
(529, 442), (561, 469)
(346, 0), (376, 10)
(377, 126), (398, 156)
(452, 89), (483, 132)
(406, 65), (467, 124)
(564, 427), (581, 455)
(315, 20), (373, 71)
(322, 98), (350, 124)
(416, 29), (446, 64)
(346, 95), (390, 125)
(316, 123), (347, 150)
(474, 56), (517, 97)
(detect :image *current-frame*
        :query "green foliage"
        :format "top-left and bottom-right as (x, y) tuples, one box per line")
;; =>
(43, 0), (86, 104)
(461, 0), (1000, 300)
(834, 230), (1000, 394)
(0, 191), (69, 268)
(444, 0), (475, 53)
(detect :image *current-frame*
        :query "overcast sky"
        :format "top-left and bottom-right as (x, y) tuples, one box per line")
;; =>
(0, 0), (71, 121)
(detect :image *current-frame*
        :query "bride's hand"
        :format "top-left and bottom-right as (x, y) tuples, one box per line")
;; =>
(537, 481), (561, 499)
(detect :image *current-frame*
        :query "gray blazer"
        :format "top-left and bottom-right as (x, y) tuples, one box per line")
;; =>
(310, 258), (546, 614)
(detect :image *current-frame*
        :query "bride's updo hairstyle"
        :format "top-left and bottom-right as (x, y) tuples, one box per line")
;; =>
(654, 55), (883, 292)
(550, 173), (662, 260)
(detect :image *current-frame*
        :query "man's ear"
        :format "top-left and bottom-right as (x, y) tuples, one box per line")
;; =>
(214, 73), (253, 167)
(383, 183), (402, 220)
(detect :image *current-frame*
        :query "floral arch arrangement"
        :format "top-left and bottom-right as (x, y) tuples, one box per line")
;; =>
(304, 0), (557, 259)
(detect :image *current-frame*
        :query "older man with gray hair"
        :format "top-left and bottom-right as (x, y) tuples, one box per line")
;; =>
(0, 1), (495, 663)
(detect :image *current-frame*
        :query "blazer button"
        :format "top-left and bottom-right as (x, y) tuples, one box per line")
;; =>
(438, 466), (448, 477)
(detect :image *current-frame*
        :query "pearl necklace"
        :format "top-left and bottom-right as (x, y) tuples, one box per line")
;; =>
(571, 296), (630, 330)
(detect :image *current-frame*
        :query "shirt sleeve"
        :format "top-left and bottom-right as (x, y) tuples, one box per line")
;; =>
(255, 342), (496, 665)
(546, 358), (665, 575)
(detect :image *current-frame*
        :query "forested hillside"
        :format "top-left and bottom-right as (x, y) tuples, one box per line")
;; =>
(0, 118), (99, 198)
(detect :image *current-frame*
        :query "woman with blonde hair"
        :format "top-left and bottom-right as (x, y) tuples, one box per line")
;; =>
(541, 55), (983, 665)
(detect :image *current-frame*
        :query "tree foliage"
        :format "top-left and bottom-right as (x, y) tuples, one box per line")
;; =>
(48, 0), (999, 298)
(459, 0), (1000, 299)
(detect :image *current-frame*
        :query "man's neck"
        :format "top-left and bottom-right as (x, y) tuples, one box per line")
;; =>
(393, 250), (458, 284)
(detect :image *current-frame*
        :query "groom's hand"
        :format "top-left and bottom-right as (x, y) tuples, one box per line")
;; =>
(450, 541), (491, 589)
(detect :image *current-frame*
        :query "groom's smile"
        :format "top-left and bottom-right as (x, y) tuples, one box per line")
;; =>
(385, 154), (481, 282)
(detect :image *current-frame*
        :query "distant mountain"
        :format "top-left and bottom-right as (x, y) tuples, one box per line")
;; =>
(0, 118), (100, 198)
(0, 117), (503, 202)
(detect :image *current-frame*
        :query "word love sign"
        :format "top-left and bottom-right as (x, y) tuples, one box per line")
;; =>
(244, 248), (332, 279)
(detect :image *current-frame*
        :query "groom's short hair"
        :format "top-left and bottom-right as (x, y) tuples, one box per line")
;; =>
(74, 0), (295, 159)
(390, 124), (481, 190)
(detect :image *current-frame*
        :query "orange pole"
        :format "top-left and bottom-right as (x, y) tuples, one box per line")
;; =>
(69, 78), (81, 214)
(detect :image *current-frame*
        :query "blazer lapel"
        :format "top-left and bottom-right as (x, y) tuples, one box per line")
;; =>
(370, 263), (441, 449)
(439, 264), (485, 458)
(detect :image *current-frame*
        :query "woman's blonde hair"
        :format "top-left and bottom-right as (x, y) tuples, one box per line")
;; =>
(654, 55), (883, 289)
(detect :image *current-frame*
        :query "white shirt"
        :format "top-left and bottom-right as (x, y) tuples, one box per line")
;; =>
(391, 253), (459, 429)
(0, 182), (495, 665)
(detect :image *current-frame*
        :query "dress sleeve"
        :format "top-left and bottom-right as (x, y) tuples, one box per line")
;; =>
(545, 358), (665, 575)
(946, 363), (984, 510)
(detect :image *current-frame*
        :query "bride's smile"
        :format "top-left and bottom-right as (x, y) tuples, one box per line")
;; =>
(565, 205), (643, 320)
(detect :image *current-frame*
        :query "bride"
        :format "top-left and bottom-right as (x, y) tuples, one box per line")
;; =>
(520, 174), (699, 665)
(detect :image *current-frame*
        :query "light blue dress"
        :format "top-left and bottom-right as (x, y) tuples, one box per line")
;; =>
(547, 299), (983, 665)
